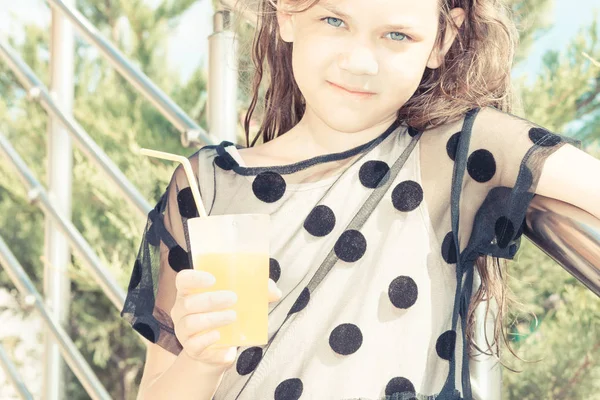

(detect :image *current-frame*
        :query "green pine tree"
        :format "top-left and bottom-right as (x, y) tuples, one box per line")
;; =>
(503, 12), (600, 400)
(1, 1), (208, 398)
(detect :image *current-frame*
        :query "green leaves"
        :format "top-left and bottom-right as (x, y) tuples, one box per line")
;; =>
(0, 1), (206, 398)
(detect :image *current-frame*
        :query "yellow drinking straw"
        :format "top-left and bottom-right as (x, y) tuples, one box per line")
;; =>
(138, 148), (208, 218)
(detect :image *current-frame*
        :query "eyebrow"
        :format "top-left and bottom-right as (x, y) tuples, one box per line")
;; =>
(318, 3), (353, 20)
(317, 3), (419, 31)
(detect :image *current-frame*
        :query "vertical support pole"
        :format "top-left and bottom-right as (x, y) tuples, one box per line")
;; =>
(470, 271), (503, 400)
(208, 9), (239, 143)
(43, 2), (75, 399)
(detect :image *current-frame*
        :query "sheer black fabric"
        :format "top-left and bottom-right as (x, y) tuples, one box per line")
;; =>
(121, 106), (583, 400)
(120, 153), (205, 355)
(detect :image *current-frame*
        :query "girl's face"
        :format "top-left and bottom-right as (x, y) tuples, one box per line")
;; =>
(277, 0), (464, 134)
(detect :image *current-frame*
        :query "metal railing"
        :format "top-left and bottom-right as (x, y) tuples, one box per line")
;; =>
(0, 135), (127, 311)
(526, 195), (600, 298)
(0, 1), (599, 400)
(0, 41), (153, 220)
(0, 1), (231, 399)
(44, 0), (217, 147)
(0, 342), (33, 400)
(0, 234), (112, 400)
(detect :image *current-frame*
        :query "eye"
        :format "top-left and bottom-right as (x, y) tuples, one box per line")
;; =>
(319, 17), (412, 42)
(385, 32), (411, 42)
(321, 16), (345, 28)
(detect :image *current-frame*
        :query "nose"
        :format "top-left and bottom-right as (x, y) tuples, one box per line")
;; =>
(338, 46), (379, 76)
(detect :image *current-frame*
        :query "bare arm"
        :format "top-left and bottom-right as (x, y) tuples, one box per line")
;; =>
(137, 342), (229, 400)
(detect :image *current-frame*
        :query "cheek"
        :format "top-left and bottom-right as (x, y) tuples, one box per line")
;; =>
(295, 33), (336, 66)
(291, 39), (334, 86)
(385, 49), (431, 80)
(379, 55), (429, 103)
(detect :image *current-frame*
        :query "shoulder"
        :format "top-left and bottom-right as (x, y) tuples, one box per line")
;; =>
(419, 111), (466, 153)
(167, 146), (219, 188)
(236, 144), (283, 168)
(236, 129), (310, 167)
(467, 106), (581, 150)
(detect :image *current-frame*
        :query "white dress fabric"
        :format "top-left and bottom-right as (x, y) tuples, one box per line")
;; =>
(121, 106), (582, 400)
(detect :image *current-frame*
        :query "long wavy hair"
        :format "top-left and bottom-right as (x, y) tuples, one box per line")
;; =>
(231, 0), (532, 371)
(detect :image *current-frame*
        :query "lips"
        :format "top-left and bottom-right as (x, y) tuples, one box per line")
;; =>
(327, 81), (375, 95)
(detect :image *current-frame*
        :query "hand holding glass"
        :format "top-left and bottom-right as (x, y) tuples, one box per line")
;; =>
(138, 148), (278, 353)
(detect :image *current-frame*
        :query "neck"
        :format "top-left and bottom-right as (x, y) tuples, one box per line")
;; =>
(287, 107), (398, 156)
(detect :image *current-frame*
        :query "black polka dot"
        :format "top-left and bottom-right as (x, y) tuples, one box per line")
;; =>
(177, 187), (199, 219)
(168, 245), (191, 272)
(236, 346), (263, 375)
(509, 243), (518, 258)
(359, 160), (390, 189)
(133, 321), (157, 342)
(289, 287), (310, 315)
(391, 180), (423, 212)
(407, 126), (420, 137)
(252, 171), (286, 203)
(514, 219), (527, 241)
(436, 330), (456, 361)
(128, 259), (142, 291)
(388, 276), (418, 309)
(334, 230), (367, 262)
(446, 132), (461, 161)
(516, 165), (534, 192)
(215, 153), (236, 171)
(270, 258), (281, 283)
(146, 222), (160, 247)
(329, 323), (363, 355)
(494, 216), (515, 249)
(441, 232), (458, 264)
(303, 205), (336, 237)
(274, 378), (303, 400)
(385, 377), (416, 399)
(467, 149), (496, 183)
(529, 127), (562, 147)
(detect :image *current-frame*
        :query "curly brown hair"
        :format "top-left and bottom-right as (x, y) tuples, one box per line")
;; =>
(230, 0), (532, 372)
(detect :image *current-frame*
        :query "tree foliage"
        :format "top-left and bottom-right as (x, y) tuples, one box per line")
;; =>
(1, 1), (206, 398)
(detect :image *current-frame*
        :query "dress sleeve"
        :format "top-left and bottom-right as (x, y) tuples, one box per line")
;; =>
(456, 106), (583, 260)
(120, 151), (203, 355)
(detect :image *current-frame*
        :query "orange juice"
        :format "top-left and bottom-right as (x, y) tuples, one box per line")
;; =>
(193, 252), (269, 347)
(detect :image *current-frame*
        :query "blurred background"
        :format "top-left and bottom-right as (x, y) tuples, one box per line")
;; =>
(0, 0), (599, 399)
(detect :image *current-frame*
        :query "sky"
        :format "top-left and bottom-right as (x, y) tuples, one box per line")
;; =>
(0, 0), (598, 84)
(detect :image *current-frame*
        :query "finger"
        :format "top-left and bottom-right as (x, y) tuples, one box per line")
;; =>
(180, 309), (237, 335)
(182, 330), (222, 360)
(268, 278), (283, 302)
(175, 269), (216, 294)
(181, 290), (238, 315)
(185, 338), (239, 367)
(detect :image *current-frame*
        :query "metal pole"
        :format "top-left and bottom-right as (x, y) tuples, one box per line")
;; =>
(218, 0), (257, 27)
(43, 5), (75, 399)
(45, 0), (216, 147)
(0, 343), (34, 400)
(0, 235), (112, 400)
(0, 40), (153, 219)
(0, 133), (126, 311)
(208, 9), (239, 144)
(525, 194), (600, 297)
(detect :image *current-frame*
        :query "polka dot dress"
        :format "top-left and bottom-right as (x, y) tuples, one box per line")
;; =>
(121, 107), (582, 400)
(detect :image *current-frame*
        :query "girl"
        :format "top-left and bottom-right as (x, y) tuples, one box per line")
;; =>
(121, 0), (600, 399)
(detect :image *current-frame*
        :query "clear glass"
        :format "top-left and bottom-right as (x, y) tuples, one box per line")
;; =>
(187, 214), (270, 347)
